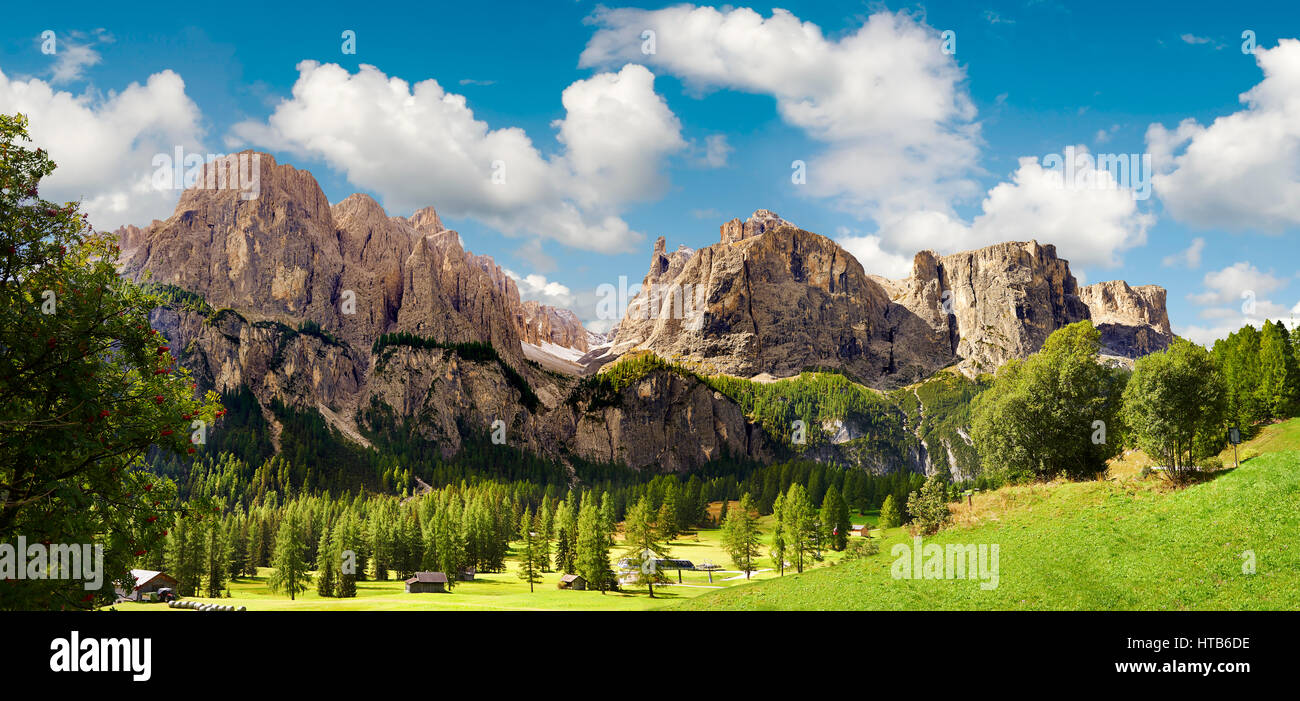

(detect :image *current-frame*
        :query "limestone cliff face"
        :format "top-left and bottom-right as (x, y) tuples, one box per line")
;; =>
(331, 194), (417, 349)
(541, 370), (774, 472)
(120, 152), (528, 369)
(613, 212), (1168, 386)
(519, 302), (590, 352)
(611, 212), (894, 380)
(883, 241), (1093, 377)
(121, 152), (345, 326)
(1079, 281), (1173, 357)
(396, 229), (525, 368)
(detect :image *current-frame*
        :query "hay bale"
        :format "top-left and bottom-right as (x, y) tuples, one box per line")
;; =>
(236, 606), (246, 612)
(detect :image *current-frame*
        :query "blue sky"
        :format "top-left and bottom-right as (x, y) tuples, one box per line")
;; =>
(2, 0), (1297, 342)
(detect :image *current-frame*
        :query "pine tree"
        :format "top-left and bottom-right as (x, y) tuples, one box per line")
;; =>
(315, 527), (337, 597)
(334, 517), (357, 598)
(1258, 321), (1300, 419)
(268, 510), (310, 600)
(537, 501), (554, 573)
(770, 492), (787, 576)
(879, 494), (901, 529)
(433, 498), (464, 591)
(782, 484), (818, 573)
(554, 525), (572, 574)
(622, 496), (670, 597)
(576, 493), (612, 593)
(721, 493), (763, 578)
(656, 500), (679, 543)
(821, 485), (851, 551)
(204, 518), (227, 598)
(516, 506), (544, 592)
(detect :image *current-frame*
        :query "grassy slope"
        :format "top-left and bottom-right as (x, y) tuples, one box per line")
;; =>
(674, 419), (1300, 611)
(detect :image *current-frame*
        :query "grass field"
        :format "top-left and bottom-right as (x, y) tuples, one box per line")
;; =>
(675, 418), (1300, 611)
(113, 513), (848, 612)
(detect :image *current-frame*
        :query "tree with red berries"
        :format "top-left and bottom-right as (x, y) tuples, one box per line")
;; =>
(0, 113), (223, 610)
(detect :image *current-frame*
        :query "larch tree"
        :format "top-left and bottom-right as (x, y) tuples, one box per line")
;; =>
(622, 496), (670, 598)
(268, 510), (310, 600)
(721, 493), (763, 578)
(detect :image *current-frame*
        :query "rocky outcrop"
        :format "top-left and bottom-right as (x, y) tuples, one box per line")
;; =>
(121, 152), (345, 326)
(1079, 281), (1173, 357)
(720, 208), (790, 244)
(331, 193), (417, 348)
(120, 151), (528, 369)
(611, 211), (895, 380)
(882, 241), (1093, 377)
(396, 230), (525, 368)
(612, 211), (1167, 386)
(541, 369), (773, 472)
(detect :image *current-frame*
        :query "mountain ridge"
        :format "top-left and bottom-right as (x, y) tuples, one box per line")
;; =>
(116, 154), (1173, 478)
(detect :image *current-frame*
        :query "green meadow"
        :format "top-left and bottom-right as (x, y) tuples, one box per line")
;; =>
(113, 512), (853, 612)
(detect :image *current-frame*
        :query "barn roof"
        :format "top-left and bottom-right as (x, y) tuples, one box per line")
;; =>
(405, 572), (449, 584)
(130, 569), (177, 589)
(559, 574), (584, 582)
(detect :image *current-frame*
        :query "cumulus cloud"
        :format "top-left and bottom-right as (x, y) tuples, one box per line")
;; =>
(581, 5), (981, 221)
(230, 61), (684, 254)
(834, 230), (914, 278)
(1147, 39), (1300, 232)
(505, 268), (613, 332)
(1178, 261), (1297, 344)
(1188, 261), (1286, 307)
(869, 153), (1153, 273)
(0, 67), (206, 230)
(691, 134), (731, 168)
(505, 269), (575, 308)
(582, 6), (1151, 271)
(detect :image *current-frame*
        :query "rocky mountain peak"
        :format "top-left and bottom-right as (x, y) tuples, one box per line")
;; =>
(720, 208), (792, 244)
(407, 206), (446, 235)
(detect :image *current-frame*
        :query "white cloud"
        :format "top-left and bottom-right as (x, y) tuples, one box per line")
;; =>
(45, 29), (113, 85)
(581, 6), (981, 221)
(871, 154), (1153, 271)
(582, 7), (1150, 271)
(1188, 261), (1285, 306)
(505, 268), (615, 332)
(692, 134), (731, 168)
(0, 67), (206, 230)
(835, 231), (914, 278)
(1180, 33), (1215, 46)
(231, 61), (683, 254)
(1180, 261), (1296, 343)
(1147, 39), (1300, 232)
(505, 269), (575, 308)
(1161, 237), (1205, 268)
